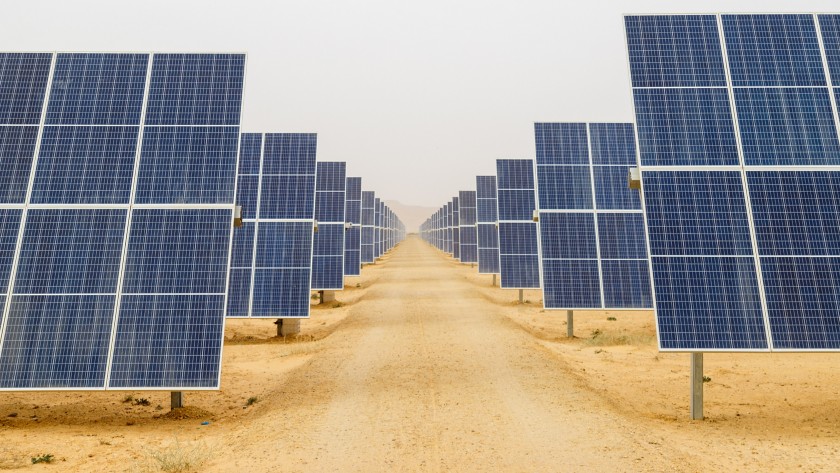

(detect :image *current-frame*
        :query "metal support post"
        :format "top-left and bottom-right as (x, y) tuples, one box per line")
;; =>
(690, 352), (704, 420)
(171, 392), (183, 409)
(518, 289), (523, 304)
(492, 274), (496, 286)
(566, 310), (574, 338)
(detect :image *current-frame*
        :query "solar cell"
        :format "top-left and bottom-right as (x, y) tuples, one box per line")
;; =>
(625, 13), (840, 351)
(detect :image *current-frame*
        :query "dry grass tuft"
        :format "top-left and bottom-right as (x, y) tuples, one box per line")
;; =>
(135, 438), (215, 473)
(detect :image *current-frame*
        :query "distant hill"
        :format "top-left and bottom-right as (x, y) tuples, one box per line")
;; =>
(384, 200), (437, 233)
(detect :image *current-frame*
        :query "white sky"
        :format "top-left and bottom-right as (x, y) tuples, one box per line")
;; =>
(1, 0), (838, 208)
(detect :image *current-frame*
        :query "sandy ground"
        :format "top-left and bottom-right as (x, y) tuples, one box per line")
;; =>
(1, 235), (839, 472)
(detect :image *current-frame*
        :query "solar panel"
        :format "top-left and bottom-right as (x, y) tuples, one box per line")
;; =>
(496, 159), (540, 289)
(0, 52), (244, 390)
(373, 198), (382, 259)
(227, 133), (316, 319)
(476, 176), (500, 274)
(534, 123), (652, 310)
(361, 191), (375, 263)
(625, 13), (840, 351)
(451, 196), (461, 260)
(344, 177), (362, 276)
(311, 162), (346, 290)
(458, 191), (478, 263)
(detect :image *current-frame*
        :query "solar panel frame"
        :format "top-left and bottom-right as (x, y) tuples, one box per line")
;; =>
(458, 190), (478, 264)
(625, 13), (840, 352)
(0, 52), (245, 390)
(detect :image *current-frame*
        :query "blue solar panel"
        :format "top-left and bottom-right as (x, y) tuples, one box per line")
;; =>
(136, 127), (239, 204)
(734, 88), (840, 165)
(624, 15), (727, 88)
(110, 294), (224, 388)
(451, 197), (460, 260)
(46, 53), (148, 125)
(0, 53), (244, 389)
(821, 15), (840, 82)
(0, 126), (39, 203)
(16, 209), (126, 293)
(476, 176), (500, 274)
(145, 54), (244, 126)
(633, 88), (739, 166)
(458, 191), (477, 263)
(227, 133), (316, 318)
(123, 209), (230, 294)
(535, 123), (652, 309)
(496, 160), (539, 288)
(626, 13), (840, 351)
(361, 191), (375, 263)
(344, 177), (362, 276)
(0, 295), (115, 388)
(0, 53), (52, 124)
(374, 197), (382, 259)
(722, 14), (826, 87)
(33, 126), (138, 204)
(312, 162), (346, 290)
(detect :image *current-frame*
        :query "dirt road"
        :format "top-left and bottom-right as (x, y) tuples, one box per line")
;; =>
(212, 236), (688, 472)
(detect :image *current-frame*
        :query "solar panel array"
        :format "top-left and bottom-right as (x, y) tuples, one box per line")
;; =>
(496, 159), (540, 289)
(476, 176), (500, 274)
(312, 162), (346, 291)
(534, 122), (652, 310)
(458, 191), (478, 263)
(344, 177), (362, 276)
(0, 52), (245, 390)
(626, 13), (840, 351)
(227, 133), (317, 319)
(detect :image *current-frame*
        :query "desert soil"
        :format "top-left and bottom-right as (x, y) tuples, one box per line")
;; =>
(1, 235), (839, 472)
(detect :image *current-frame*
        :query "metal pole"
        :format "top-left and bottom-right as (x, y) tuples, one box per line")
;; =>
(276, 318), (283, 337)
(492, 274), (496, 286)
(566, 310), (574, 338)
(518, 289), (523, 303)
(171, 392), (183, 409)
(690, 352), (704, 420)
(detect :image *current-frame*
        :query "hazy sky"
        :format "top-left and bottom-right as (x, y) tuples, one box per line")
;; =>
(2, 1), (838, 210)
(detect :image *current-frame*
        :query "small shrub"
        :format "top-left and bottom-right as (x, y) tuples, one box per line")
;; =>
(31, 454), (54, 464)
(245, 396), (258, 406)
(122, 394), (134, 403)
(134, 398), (151, 406)
(310, 293), (319, 300)
(702, 376), (712, 383)
(607, 316), (617, 321)
(590, 329), (602, 339)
